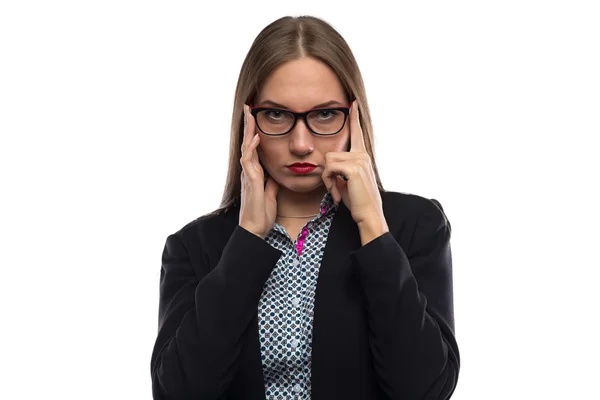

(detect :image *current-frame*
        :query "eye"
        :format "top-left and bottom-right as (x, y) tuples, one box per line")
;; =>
(317, 110), (333, 119)
(266, 110), (285, 120)
(315, 110), (343, 120)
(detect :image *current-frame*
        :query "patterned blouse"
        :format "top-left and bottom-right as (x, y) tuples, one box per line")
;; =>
(258, 190), (338, 399)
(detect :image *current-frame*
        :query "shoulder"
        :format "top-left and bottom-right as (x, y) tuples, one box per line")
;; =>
(381, 189), (448, 222)
(380, 189), (451, 243)
(167, 206), (240, 254)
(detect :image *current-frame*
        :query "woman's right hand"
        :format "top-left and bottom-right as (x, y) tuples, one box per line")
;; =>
(239, 104), (280, 239)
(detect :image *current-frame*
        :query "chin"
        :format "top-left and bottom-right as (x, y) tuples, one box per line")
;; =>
(282, 177), (325, 192)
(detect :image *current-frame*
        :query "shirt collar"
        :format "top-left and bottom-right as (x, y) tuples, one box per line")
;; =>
(319, 191), (338, 218)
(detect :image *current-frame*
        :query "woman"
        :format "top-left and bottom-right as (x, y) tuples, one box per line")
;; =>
(150, 15), (460, 400)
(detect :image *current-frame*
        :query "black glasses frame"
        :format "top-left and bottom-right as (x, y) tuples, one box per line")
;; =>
(249, 102), (353, 136)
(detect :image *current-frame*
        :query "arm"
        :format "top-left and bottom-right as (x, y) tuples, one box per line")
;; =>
(350, 199), (460, 400)
(150, 225), (283, 399)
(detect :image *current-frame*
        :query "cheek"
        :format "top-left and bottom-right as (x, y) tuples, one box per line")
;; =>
(256, 142), (279, 178)
(321, 135), (349, 154)
(256, 141), (279, 166)
(320, 142), (349, 157)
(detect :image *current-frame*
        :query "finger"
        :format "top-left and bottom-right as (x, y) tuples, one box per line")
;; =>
(322, 160), (348, 203)
(331, 175), (347, 204)
(322, 171), (334, 201)
(241, 170), (245, 193)
(249, 133), (261, 171)
(335, 175), (348, 198)
(333, 176), (345, 204)
(349, 100), (367, 153)
(241, 133), (258, 162)
(326, 176), (341, 204)
(241, 104), (256, 155)
(322, 159), (346, 187)
(324, 152), (356, 181)
(241, 105), (248, 152)
(244, 106), (262, 168)
(240, 134), (261, 178)
(324, 151), (354, 161)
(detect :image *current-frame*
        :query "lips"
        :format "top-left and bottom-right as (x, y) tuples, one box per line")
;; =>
(288, 163), (316, 167)
(287, 163), (317, 174)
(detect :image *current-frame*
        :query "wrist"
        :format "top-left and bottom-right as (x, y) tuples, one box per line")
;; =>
(240, 224), (265, 240)
(358, 216), (389, 246)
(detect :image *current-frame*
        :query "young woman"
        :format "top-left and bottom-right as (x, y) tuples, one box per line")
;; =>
(150, 15), (460, 400)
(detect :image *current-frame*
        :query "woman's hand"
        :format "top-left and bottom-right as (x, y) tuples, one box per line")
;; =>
(322, 100), (387, 229)
(239, 104), (280, 239)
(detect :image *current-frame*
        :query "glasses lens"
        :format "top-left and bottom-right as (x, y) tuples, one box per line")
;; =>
(256, 110), (295, 135)
(307, 109), (346, 135)
(256, 109), (346, 135)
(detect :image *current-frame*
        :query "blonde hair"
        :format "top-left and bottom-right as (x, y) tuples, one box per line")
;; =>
(207, 15), (385, 217)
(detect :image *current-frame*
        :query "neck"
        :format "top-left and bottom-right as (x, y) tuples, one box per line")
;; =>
(276, 184), (328, 218)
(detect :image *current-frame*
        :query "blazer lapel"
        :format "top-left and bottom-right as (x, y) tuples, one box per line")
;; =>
(310, 200), (364, 399)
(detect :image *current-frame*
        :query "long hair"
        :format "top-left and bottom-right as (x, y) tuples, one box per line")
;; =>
(207, 15), (386, 218)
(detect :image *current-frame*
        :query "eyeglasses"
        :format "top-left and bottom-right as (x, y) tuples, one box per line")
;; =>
(249, 102), (352, 136)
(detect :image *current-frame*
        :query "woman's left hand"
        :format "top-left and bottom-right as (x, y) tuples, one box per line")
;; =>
(322, 100), (386, 227)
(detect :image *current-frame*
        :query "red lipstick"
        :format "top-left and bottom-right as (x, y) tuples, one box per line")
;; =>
(287, 162), (317, 174)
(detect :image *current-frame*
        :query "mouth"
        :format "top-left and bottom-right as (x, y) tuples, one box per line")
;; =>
(287, 163), (317, 174)
(287, 163), (317, 168)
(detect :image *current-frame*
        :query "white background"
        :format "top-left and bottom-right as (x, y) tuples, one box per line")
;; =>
(1, 1), (599, 398)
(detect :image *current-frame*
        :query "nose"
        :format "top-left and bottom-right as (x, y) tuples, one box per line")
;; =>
(288, 118), (314, 153)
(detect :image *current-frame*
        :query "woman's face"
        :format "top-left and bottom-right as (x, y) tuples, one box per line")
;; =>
(254, 57), (350, 193)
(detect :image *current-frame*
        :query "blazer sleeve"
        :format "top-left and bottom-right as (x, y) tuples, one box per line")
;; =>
(150, 225), (283, 399)
(349, 198), (460, 400)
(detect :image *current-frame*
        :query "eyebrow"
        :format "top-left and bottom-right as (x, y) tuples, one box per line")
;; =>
(258, 100), (345, 109)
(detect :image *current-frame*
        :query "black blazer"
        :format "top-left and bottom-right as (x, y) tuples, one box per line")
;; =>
(150, 190), (460, 399)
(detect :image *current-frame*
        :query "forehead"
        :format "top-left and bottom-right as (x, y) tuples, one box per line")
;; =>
(256, 57), (346, 108)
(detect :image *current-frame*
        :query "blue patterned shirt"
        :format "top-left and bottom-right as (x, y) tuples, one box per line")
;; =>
(258, 191), (338, 399)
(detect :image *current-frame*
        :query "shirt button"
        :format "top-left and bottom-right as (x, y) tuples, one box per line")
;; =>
(293, 383), (302, 393)
(292, 259), (299, 267)
(291, 298), (300, 307)
(290, 339), (299, 348)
